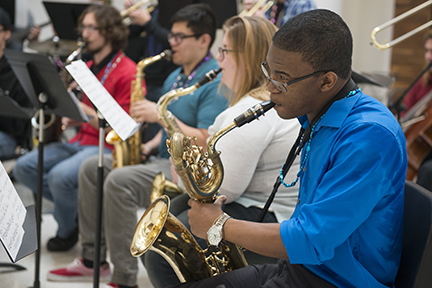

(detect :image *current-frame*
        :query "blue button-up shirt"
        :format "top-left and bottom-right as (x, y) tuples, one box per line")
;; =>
(280, 91), (407, 287)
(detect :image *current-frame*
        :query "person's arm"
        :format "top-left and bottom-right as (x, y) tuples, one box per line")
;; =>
(130, 98), (210, 148)
(187, 196), (288, 259)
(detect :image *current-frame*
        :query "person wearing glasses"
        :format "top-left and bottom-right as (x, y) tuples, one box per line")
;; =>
(163, 9), (407, 288)
(47, 4), (228, 288)
(143, 15), (301, 288)
(13, 4), (138, 252)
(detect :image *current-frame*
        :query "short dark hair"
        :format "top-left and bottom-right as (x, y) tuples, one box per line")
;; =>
(78, 4), (128, 52)
(273, 9), (352, 79)
(0, 8), (11, 31)
(171, 3), (217, 49)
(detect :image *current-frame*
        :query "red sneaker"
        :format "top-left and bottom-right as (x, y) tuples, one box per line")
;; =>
(47, 258), (111, 282)
(104, 282), (138, 288)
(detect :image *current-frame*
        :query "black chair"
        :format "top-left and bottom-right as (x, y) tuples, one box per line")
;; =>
(395, 181), (432, 288)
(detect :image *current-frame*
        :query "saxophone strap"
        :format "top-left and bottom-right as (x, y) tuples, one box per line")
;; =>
(256, 78), (358, 222)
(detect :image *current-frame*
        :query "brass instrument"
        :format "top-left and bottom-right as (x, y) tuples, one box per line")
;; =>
(122, 0), (159, 25)
(157, 68), (222, 138)
(150, 172), (186, 203)
(106, 49), (172, 169)
(131, 98), (276, 282)
(66, 40), (87, 64)
(239, 0), (274, 17)
(371, 0), (432, 50)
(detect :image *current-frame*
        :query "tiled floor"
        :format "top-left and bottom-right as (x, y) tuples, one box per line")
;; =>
(0, 160), (153, 288)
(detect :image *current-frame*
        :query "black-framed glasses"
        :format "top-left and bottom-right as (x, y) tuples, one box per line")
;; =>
(78, 25), (99, 33)
(261, 61), (329, 92)
(218, 47), (236, 60)
(167, 33), (202, 44)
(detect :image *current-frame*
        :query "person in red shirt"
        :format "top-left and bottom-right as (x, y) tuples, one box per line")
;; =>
(12, 4), (141, 252)
(402, 30), (432, 116)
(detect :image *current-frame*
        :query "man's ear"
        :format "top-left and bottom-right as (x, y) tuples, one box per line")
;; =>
(320, 71), (338, 92)
(199, 33), (212, 49)
(4, 30), (11, 41)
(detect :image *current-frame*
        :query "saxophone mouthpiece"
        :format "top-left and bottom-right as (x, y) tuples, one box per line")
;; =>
(234, 100), (275, 127)
(162, 49), (173, 61)
(196, 68), (222, 87)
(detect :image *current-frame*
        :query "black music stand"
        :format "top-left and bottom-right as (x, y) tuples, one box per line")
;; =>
(42, 1), (89, 41)
(4, 49), (88, 288)
(0, 89), (37, 272)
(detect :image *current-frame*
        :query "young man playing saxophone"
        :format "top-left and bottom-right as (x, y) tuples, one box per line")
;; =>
(169, 9), (407, 288)
(12, 4), (138, 252)
(47, 4), (228, 288)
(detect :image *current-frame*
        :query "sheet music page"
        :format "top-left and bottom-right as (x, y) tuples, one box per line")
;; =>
(0, 161), (26, 262)
(65, 60), (140, 140)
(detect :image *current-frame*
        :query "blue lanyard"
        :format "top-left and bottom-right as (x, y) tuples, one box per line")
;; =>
(100, 52), (119, 85)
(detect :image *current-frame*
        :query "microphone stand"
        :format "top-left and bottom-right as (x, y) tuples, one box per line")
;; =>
(390, 61), (432, 121)
(93, 110), (107, 288)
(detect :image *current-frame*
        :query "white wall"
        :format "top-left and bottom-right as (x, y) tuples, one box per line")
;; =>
(315, 0), (395, 75)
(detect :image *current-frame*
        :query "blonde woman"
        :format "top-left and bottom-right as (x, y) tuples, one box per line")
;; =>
(143, 15), (301, 288)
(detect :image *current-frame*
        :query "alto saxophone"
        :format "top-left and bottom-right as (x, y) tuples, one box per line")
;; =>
(106, 49), (172, 168)
(130, 94), (276, 282)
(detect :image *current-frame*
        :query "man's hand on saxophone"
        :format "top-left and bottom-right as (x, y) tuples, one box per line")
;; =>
(187, 195), (228, 240)
(130, 98), (159, 123)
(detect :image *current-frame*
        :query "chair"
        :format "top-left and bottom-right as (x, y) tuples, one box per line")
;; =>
(394, 181), (432, 288)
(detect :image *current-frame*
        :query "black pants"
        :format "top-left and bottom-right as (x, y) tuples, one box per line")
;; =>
(168, 259), (337, 288)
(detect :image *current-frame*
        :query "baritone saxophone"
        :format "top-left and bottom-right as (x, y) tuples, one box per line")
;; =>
(106, 49), (172, 169)
(131, 67), (276, 281)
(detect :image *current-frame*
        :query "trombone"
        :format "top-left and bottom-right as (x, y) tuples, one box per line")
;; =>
(371, 0), (432, 50)
(122, 0), (158, 25)
(239, 0), (274, 17)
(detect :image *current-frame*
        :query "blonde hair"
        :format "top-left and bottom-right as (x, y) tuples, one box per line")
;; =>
(222, 16), (277, 106)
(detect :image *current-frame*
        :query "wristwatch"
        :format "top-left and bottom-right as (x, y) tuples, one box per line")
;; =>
(207, 213), (231, 246)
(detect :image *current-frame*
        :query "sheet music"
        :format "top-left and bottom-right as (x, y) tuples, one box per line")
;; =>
(0, 161), (26, 262)
(65, 60), (140, 140)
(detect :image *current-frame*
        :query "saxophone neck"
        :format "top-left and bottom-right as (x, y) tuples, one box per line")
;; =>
(137, 50), (172, 78)
(206, 122), (236, 155)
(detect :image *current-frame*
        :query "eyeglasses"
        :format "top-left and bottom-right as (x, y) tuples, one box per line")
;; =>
(261, 61), (329, 92)
(218, 47), (236, 61)
(78, 25), (99, 33)
(167, 33), (201, 44)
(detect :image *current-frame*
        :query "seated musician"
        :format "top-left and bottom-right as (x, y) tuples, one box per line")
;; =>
(0, 8), (32, 159)
(402, 29), (432, 191)
(12, 4), (139, 252)
(47, 4), (228, 288)
(168, 9), (407, 288)
(143, 15), (301, 288)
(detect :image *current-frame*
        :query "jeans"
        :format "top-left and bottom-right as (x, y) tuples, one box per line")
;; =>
(0, 131), (17, 159)
(12, 141), (110, 238)
(143, 194), (279, 288)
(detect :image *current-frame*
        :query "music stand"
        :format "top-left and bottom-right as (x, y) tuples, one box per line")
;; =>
(0, 89), (37, 272)
(4, 49), (88, 288)
(42, 1), (89, 41)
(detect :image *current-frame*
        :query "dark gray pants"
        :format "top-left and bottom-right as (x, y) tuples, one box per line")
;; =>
(168, 260), (336, 288)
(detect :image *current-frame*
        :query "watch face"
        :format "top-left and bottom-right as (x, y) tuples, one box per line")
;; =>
(207, 226), (222, 246)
